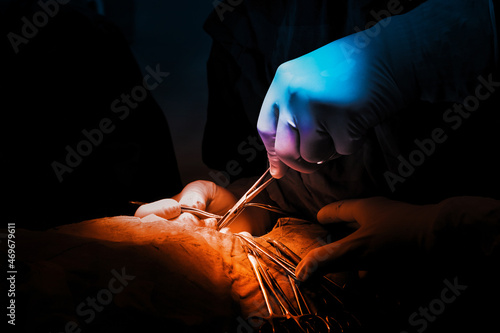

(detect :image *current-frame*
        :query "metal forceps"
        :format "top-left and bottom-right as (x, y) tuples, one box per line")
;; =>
(242, 240), (330, 333)
(258, 259), (331, 333)
(217, 167), (274, 230)
(263, 241), (332, 333)
(244, 244), (293, 333)
(267, 240), (351, 332)
(243, 243), (310, 333)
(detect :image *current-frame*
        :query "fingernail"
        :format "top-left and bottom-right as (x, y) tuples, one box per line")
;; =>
(270, 164), (285, 179)
(270, 164), (278, 177)
(295, 267), (305, 282)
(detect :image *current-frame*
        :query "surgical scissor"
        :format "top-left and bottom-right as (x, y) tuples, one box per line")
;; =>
(216, 167), (275, 230)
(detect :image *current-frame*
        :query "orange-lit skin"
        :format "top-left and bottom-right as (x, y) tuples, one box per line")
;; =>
(134, 180), (273, 236)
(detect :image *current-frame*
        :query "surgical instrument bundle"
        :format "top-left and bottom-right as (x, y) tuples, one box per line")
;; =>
(237, 234), (361, 332)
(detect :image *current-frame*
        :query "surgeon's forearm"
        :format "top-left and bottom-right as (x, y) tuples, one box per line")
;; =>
(433, 196), (500, 259)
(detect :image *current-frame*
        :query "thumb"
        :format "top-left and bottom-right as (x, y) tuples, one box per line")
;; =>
(295, 233), (365, 281)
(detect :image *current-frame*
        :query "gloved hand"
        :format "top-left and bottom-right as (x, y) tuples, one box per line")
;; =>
(258, 0), (495, 178)
(134, 180), (271, 234)
(295, 196), (500, 281)
(134, 181), (234, 230)
(295, 197), (439, 281)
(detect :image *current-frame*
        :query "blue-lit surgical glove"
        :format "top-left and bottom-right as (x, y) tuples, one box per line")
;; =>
(258, 0), (495, 178)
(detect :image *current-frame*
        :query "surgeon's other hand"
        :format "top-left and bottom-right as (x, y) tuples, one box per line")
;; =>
(134, 180), (271, 235)
(295, 197), (440, 281)
(134, 181), (237, 230)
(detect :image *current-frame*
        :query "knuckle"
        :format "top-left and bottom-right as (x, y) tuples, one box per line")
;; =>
(276, 61), (292, 75)
(256, 123), (275, 140)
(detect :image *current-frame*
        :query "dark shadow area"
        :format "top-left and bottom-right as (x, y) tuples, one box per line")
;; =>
(1, 0), (183, 230)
